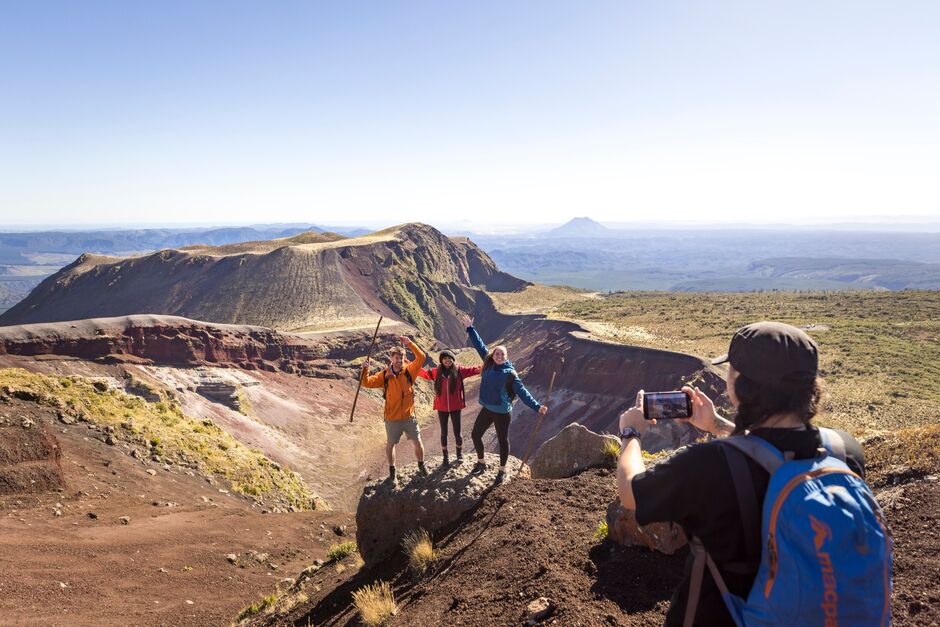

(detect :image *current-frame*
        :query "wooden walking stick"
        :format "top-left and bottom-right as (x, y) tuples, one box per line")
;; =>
(349, 316), (383, 423)
(520, 370), (557, 468)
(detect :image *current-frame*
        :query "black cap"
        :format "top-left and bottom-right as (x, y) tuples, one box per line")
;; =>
(711, 321), (818, 387)
(439, 349), (456, 362)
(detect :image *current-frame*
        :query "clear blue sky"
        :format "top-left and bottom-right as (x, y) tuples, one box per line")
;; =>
(1, 1), (939, 227)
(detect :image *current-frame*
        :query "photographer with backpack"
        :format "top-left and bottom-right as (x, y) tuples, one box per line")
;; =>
(418, 349), (482, 466)
(616, 321), (891, 626)
(360, 336), (428, 484)
(463, 314), (548, 482)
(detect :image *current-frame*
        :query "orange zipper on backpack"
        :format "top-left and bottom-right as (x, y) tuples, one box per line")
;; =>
(763, 467), (861, 598)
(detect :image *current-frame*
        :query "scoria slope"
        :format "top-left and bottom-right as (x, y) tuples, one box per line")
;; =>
(0, 224), (527, 345)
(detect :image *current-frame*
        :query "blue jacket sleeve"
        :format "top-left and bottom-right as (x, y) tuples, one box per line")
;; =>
(512, 377), (542, 412)
(466, 326), (489, 359)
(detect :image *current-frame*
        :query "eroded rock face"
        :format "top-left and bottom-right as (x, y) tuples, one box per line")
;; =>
(0, 315), (357, 377)
(356, 453), (521, 566)
(605, 499), (688, 555)
(529, 423), (620, 479)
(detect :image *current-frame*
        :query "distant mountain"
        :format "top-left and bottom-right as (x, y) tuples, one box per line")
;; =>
(0, 224), (528, 345)
(547, 217), (612, 238)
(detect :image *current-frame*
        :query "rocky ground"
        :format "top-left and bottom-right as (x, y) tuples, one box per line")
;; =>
(0, 400), (355, 626)
(257, 457), (939, 627)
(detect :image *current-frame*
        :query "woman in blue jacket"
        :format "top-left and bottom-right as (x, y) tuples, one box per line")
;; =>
(462, 314), (548, 480)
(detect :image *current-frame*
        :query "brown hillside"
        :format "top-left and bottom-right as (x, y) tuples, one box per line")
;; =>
(252, 453), (939, 626)
(0, 224), (527, 345)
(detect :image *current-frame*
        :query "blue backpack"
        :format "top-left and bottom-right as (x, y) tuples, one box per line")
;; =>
(684, 428), (893, 627)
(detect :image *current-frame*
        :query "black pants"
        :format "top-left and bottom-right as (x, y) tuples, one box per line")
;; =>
(471, 407), (511, 466)
(438, 410), (463, 449)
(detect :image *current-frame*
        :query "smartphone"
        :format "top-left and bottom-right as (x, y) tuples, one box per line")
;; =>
(643, 391), (693, 420)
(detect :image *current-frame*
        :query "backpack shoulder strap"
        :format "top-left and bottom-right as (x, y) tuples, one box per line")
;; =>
(404, 369), (413, 386)
(719, 444), (762, 563)
(720, 434), (786, 474)
(819, 427), (846, 462)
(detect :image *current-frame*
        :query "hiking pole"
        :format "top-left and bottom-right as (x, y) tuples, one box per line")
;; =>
(520, 370), (557, 469)
(349, 316), (383, 423)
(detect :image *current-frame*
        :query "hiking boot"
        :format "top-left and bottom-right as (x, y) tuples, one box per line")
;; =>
(494, 470), (506, 484)
(454, 448), (464, 465)
(417, 462), (428, 477)
(470, 461), (486, 476)
(442, 450), (450, 466)
(385, 474), (398, 487)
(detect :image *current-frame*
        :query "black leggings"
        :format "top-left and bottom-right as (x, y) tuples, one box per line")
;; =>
(471, 407), (511, 466)
(438, 411), (463, 449)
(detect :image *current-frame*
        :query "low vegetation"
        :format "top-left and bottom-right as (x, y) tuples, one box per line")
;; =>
(547, 290), (940, 434)
(352, 581), (398, 626)
(593, 520), (609, 541)
(237, 593), (279, 621)
(402, 529), (437, 577)
(863, 423), (940, 488)
(327, 541), (358, 561)
(601, 438), (621, 467)
(0, 368), (318, 510)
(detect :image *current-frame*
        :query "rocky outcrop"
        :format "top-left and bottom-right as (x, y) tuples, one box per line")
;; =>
(0, 315), (362, 377)
(604, 452), (688, 555)
(356, 453), (523, 566)
(605, 499), (688, 555)
(529, 423), (620, 479)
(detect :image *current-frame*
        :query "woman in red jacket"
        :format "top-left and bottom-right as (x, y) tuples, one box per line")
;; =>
(419, 349), (481, 466)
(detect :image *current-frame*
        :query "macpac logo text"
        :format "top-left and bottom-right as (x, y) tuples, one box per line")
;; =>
(810, 515), (838, 626)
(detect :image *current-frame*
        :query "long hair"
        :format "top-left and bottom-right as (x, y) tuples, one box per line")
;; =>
(481, 345), (508, 372)
(732, 374), (825, 434)
(435, 364), (459, 395)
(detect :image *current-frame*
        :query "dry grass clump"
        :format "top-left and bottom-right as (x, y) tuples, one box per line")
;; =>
(237, 593), (278, 621)
(352, 581), (398, 626)
(401, 529), (437, 577)
(861, 424), (940, 488)
(601, 438), (621, 467)
(327, 541), (357, 561)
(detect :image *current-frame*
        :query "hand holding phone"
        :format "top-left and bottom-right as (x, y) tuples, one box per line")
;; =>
(642, 390), (693, 420)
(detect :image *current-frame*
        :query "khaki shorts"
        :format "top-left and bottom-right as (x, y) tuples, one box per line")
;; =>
(385, 416), (420, 444)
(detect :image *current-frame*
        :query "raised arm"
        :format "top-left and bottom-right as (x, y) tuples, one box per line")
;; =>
(417, 366), (436, 381)
(466, 326), (489, 359)
(404, 337), (426, 378)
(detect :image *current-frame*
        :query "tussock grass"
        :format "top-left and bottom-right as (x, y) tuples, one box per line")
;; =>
(0, 368), (318, 510)
(401, 529), (436, 577)
(327, 541), (357, 561)
(863, 423), (940, 488)
(352, 581), (398, 626)
(594, 520), (609, 541)
(601, 438), (621, 467)
(237, 593), (278, 621)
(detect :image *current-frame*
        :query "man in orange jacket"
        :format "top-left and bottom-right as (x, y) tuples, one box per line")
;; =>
(361, 335), (428, 482)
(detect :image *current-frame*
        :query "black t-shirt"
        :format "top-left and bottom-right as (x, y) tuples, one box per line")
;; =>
(632, 426), (865, 627)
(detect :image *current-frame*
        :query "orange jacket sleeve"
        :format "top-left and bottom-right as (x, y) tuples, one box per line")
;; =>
(406, 340), (425, 379)
(360, 367), (385, 389)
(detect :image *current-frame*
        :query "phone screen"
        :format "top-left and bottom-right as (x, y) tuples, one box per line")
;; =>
(643, 391), (692, 420)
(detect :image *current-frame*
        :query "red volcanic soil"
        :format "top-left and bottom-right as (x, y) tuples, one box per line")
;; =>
(0, 400), (355, 627)
(258, 466), (940, 627)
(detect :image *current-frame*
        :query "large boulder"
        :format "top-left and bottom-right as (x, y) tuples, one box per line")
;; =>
(529, 423), (619, 479)
(356, 453), (522, 566)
